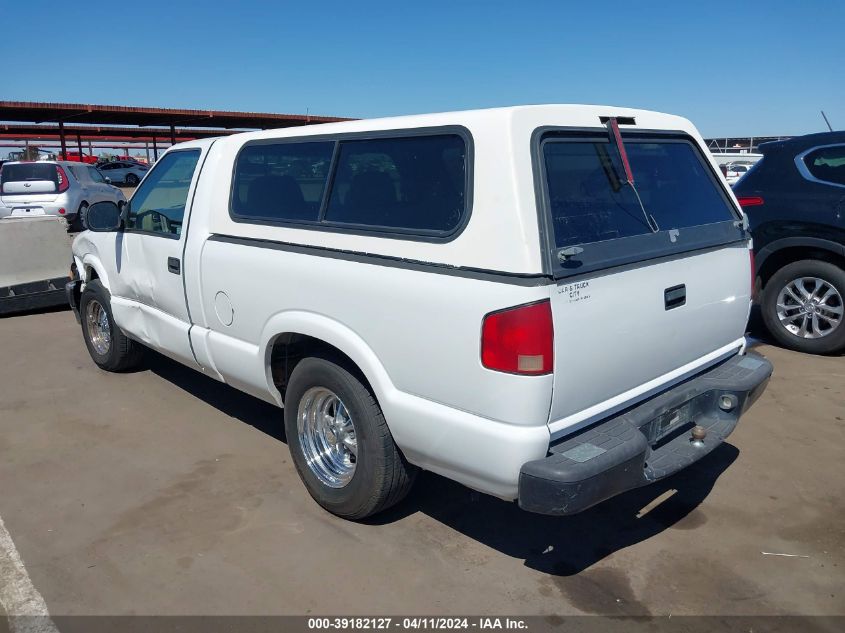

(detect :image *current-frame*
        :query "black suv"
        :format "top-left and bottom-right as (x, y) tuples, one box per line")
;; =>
(734, 131), (845, 354)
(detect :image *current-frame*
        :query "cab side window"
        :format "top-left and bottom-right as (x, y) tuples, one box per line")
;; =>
(126, 150), (200, 237)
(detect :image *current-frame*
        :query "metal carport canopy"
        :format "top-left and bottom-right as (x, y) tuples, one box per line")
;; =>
(0, 101), (350, 129)
(0, 101), (352, 159)
(0, 123), (235, 142)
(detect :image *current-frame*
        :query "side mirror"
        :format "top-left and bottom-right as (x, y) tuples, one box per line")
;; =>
(86, 201), (122, 232)
(104, 177), (112, 184)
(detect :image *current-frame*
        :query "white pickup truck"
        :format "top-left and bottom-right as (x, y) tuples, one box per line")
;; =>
(67, 105), (772, 520)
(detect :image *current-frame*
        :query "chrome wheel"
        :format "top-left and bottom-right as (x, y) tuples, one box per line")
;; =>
(85, 299), (111, 355)
(776, 277), (843, 339)
(297, 387), (357, 488)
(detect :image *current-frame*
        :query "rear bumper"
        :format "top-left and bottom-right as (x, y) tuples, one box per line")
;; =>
(518, 351), (772, 515)
(0, 199), (74, 219)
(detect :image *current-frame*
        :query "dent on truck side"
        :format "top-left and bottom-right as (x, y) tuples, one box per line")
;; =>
(72, 233), (111, 292)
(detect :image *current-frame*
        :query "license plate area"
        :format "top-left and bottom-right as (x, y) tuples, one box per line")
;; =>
(640, 398), (697, 447)
(11, 207), (45, 216)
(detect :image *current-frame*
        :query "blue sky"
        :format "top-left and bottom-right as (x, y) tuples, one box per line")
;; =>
(3, 1), (843, 137)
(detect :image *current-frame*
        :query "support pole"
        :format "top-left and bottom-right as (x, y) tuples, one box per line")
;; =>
(170, 124), (176, 145)
(152, 136), (158, 161)
(59, 121), (67, 160)
(76, 134), (83, 160)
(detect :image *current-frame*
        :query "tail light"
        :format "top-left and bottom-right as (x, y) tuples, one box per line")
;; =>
(481, 300), (553, 375)
(56, 165), (70, 193)
(737, 196), (764, 208)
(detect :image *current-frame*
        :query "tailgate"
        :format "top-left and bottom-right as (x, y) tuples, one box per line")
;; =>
(537, 124), (750, 437)
(548, 244), (749, 435)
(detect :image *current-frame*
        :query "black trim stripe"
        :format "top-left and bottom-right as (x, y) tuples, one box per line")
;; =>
(207, 234), (555, 287)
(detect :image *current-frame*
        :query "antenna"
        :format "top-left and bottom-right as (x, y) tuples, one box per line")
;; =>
(821, 110), (833, 132)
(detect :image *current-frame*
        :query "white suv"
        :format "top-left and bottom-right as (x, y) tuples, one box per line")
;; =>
(68, 105), (772, 519)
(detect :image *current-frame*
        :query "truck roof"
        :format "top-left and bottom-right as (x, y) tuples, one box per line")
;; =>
(201, 104), (699, 150)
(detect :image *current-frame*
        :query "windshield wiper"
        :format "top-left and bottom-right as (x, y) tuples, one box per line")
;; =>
(606, 117), (660, 233)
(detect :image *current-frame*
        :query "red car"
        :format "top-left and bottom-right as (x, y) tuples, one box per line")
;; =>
(62, 151), (99, 164)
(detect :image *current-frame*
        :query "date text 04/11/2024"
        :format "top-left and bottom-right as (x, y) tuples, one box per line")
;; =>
(307, 617), (529, 630)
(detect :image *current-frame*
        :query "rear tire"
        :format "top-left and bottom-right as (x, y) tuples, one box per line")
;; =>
(284, 356), (417, 519)
(78, 202), (89, 230)
(125, 173), (139, 186)
(68, 202), (88, 232)
(79, 280), (145, 371)
(761, 259), (845, 355)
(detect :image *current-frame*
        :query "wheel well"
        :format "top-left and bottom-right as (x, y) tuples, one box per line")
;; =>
(759, 246), (845, 288)
(269, 333), (371, 401)
(86, 266), (99, 282)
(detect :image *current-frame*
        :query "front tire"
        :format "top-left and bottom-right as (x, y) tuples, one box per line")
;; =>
(79, 280), (145, 371)
(761, 259), (845, 354)
(284, 356), (417, 519)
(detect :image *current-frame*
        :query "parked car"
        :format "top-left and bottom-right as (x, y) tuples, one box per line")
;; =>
(97, 160), (149, 186)
(114, 155), (146, 164)
(725, 162), (754, 185)
(734, 131), (845, 354)
(62, 151), (99, 164)
(67, 105), (772, 520)
(0, 160), (126, 231)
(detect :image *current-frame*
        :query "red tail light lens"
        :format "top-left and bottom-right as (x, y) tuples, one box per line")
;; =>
(56, 165), (70, 193)
(737, 196), (764, 208)
(481, 300), (554, 375)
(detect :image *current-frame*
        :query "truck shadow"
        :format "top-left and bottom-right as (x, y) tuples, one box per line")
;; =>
(371, 444), (738, 577)
(145, 351), (287, 443)
(146, 349), (738, 576)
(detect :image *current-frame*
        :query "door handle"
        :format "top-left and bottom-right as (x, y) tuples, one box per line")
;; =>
(167, 257), (181, 275)
(664, 284), (686, 310)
